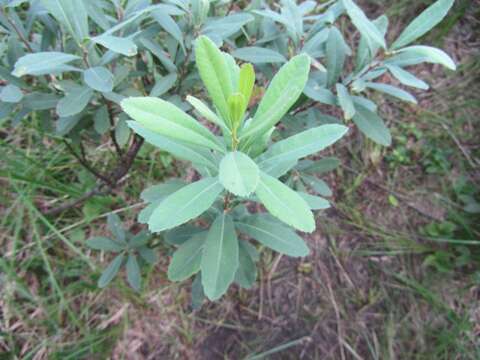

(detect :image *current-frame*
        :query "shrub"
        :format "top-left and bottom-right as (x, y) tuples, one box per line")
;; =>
(0, 0), (456, 301)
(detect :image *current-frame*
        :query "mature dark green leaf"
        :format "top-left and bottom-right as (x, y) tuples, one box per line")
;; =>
(107, 213), (126, 243)
(386, 65), (429, 90)
(56, 86), (93, 117)
(298, 192), (330, 210)
(148, 177), (224, 232)
(236, 215), (309, 257)
(391, 0), (455, 49)
(151, 73), (177, 97)
(93, 35), (138, 56)
(164, 224), (204, 245)
(366, 82), (417, 104)
(41, 0), (89, 43)
(86, 236), (124, 252)
(0, 84), (23, 103)
(168, 232), (207, 281)
(126, 254), (141, 291)
(201, 214), (239, 300)
(336, 83), (355, 120)
(234, 241), (257, 289)
(98, 253), (124, 288)
(326, 27), (346, 87)
(232, 47), (286, 64)
(12, 52), (80, 77)
(352, 104), (391, 146)
(84, 67), (114, 93)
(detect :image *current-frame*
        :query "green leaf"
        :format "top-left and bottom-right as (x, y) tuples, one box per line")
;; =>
(255, 172), (315, 233)
(94, 105), (110, 134)
(195, 35), (233, 123)
(393, 46), (456, 71)
(148, 177), (224, 232)
(41, 0), (89, 44)
(107, 213), (126, 243)
(241, 54), (311, 140)
(301, 157), (341, 174)
(98, 253), (124, 288)
(0, 84), (23, 103)
(141, 180), (186, 203)
(201, 214), (239, 300)
(56, 86), (93, 117)
(86, 236), (124, 252)
(93, 35), (138, 56)
(138, 247), (157, 264)
(150, 73), (177, 97)
(83, 67), (114, 93)
(191, 273), (205, 310)
(227, 92), (246, 130)
(352, 104), (392, 146)
(234, 241), (257, 289)
(164, 224), (204, 245)
(12, 52), (80, 77)
(186, 95), (227, 131)
(238, 63), (255, 109)
(301, 175), (332, 197)
(257, 124), (348, 177)
(232, 47), (286, 64)
(219, 151), (260, 197)
(152, 11), (184, 46)
(121, 97), (223, 152)
(128, 122), (217, 169)
(385, 65), (429, 90)
(342, 0), (386, 50)
(336, 83), (356, 120)
(56, 115), (82, 135)
(126, 254), (141, 291)
(366, 82), (417, 104)
(115, 118), (130, 147)
(168, 232), (207, 281)
(129, 231), (150, 248)
(391, 0), (455, 50)
(236, 215), (309, 257)
(298, 192), (330, 210)
(356, 15), (389, 70)
(326, 27), (346, 87)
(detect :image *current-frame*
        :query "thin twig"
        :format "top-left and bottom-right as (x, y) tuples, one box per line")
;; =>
(1, 8), (33, 52)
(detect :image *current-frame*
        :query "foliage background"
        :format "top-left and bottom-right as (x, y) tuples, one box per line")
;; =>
(1, 0), (479, 358)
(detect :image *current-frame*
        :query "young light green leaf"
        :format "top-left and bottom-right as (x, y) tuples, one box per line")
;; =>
(201, 213), (239, 300)
(128, 122), (217, 169)
(83, 67), (114, 93)
(352, 104), (392, 146)
(93, 35), (138, 56)
(121, 97), (223, 152)
(336, 83), (356, 120)
(238, 63), (255, 111)
(386, 65), (429, 90)
(342, 0), (386, 49)
(227, 93), (246, 130)
(56, 86), (93, 117)
(236, 215), (310, 257)
(12, 52), (80, 77)
(0, 84), (23, 103)
(232, 47), (286, 64)
(241, 54), (311, 140)
(257, 124), (348, 177)
(326, 27), (346, 87)
(256, 172), (315, 233)
(186, 95), (227, 131)
(168, 232), (207, 281)
(366, 82), (417, 104)
(41, 0), (89, 44)
(195, 35), (233, 122)
(391, 0), (455, 50)
(393, 46), (456, 70)
(126, 254), (141, 291)
(219, 151), (259, 197)
(86, 237), (124, 252)
(98, 253), (124, 288)
(234, 241), (257, 289)
(148, 177), (224, 232)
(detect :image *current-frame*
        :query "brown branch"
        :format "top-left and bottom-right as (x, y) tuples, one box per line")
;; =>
(44, 135), (144, 215)
(106, 102), (124, 157)
(62, 139), (112, 185)
(1, 8), (33, 52)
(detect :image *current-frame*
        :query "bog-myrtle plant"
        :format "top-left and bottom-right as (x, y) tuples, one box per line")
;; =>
(0, 0), (455, 301)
